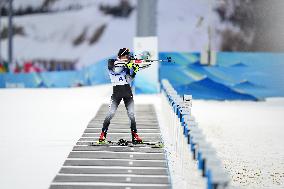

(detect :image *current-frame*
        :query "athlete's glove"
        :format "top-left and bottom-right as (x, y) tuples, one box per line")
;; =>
(133, 63), (139, 73)
(126, 60), (134, 69)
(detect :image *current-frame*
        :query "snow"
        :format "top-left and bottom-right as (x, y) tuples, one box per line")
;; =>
(1, 85), (283, 189)
(50, 0), (125, 10)
(157, 0), (222, 52)
(13, 0), (45, 10)
(192, 98), (284, 189)
(0, 85), (112, 189)
(0, 0), (137, 66)
(12, 0), (122, 10)
(78, 11), (137, 67)
(1, 6), (111, 62)
(0, 0), (224, 67)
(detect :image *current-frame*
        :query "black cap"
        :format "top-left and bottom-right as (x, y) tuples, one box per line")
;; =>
(118, 48), (130, 57)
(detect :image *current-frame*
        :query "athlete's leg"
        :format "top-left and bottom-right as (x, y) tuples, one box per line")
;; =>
(123, 96), (136, 132)
(102, 95), (122, 132)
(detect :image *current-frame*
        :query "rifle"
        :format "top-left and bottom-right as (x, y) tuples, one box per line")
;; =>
(130, 55), (173, 63)
(114, 55), (173, 69)
(129, 55), (173, 69)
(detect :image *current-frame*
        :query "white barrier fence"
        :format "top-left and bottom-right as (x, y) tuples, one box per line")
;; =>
(161, 79), (231, 189)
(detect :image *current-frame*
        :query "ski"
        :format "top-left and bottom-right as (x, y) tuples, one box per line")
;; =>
(89, 138), (164, 148)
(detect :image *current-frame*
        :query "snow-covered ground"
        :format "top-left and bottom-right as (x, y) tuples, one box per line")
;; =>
(192, 99), (284, 189)
(0, 85), (112, 189)
(0, 85), (283, 189)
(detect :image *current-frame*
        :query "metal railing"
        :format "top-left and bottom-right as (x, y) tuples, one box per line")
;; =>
(161, 79), (231, 189)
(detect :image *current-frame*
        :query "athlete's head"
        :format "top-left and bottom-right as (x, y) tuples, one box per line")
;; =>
(117, 48), (130, 60)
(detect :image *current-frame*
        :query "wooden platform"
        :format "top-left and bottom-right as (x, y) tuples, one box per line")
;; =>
(49, 104), (171, 189)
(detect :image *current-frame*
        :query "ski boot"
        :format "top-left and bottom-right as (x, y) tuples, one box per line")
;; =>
(131, 130), (143, 144)
(98, 131), (107, 144)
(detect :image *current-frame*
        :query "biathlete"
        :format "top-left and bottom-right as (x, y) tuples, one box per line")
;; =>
(99, 48), (143, 144)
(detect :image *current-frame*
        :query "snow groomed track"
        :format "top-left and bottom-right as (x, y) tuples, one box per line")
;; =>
(49, 104), (171, 189)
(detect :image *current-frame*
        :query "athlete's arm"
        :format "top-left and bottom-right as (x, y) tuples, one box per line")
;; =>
(108, 59), (126, 74)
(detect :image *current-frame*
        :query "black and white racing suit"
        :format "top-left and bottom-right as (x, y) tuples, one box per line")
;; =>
(102, 58), (137, 133)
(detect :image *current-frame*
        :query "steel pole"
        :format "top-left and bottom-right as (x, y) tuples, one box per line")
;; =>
(8, 0), (13, 65)
(0, 1), (3, 63)
(136, 0), (157, 37)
